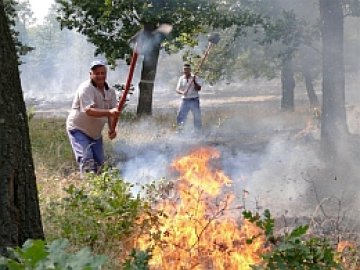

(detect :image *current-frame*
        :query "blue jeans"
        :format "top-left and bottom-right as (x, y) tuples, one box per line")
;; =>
(176, 98), (202, 130)
(67, 129), (104, 174)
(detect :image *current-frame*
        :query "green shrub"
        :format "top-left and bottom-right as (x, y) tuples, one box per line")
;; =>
(45, 169), (145, 247)
(0, 239), (106, 270)
(122, 249), (151, 270)
(42, 168), (162, 270)
(243, 210), (343, 270)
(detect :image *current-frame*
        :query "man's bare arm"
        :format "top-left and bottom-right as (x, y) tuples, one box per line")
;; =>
(85, 107), (119, 117)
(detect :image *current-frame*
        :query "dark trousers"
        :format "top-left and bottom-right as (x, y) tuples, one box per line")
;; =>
(67, 129), (104, 174)
(176, 98), (202, 130)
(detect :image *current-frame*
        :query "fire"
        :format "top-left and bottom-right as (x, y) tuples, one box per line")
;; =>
(137, 147), (266, 269)
(337, 240), (355, 253)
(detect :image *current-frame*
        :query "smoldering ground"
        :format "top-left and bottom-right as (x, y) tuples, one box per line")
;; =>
(113, 87), (360, 227)
(22, 45), (360, 229)
(20, 8), (360, 233)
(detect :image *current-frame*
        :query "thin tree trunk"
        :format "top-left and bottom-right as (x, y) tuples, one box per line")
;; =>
(281, 57), (295, 112)
(319, 0), (348, 157)
(302, 70), (320, 109)
(136, 23), (161, 116)
(0, 0), (44, 251)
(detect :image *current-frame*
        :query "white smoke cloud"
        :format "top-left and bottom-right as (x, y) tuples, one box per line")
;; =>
(240, 136), (322, 215)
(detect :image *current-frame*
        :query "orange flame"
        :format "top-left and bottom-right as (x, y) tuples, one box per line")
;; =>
(337, 240), (355, 253)
(137, 147), (265, 269)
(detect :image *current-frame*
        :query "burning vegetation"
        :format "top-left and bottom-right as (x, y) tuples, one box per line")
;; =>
(136, 147), (267, 269)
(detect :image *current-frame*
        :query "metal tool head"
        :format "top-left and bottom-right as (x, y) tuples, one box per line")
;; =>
(208, 33), (220, 44)
(155, 23), (173, 35)
(130, 23), (173, 44)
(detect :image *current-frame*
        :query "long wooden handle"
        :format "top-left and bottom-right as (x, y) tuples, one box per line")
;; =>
(111, 44), (138, 132)
(183, 42), (213, 95)
(194, 42), (212, 75)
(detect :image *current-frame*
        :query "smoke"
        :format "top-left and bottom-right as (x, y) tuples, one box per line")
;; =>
(114, 107), (316, 210)
(113, 88), (360, 224)
(19, 24), (182, 115)
(20, 31), (126, 108)
(119, 147), (170, 194)
(133, 24), (173, 61)
(19, 0), (360, 225)
(239, 136), (322, 216)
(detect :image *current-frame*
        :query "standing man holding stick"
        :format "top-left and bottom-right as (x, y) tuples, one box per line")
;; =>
(66, 60), (120, 175)
(176, 63), (204, 133)
(175, 33), (220, 134)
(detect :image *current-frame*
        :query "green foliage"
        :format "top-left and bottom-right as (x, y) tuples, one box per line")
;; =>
(113, 83), (137, 119)
(243, 210), (343, 270)
(261, 10), (307, 60)
(236, 46), (279, 80)
(256, 236), (342, 270)
(243, 209), (274, 238)
(54, 0), (260, 66)
(4, 0), (34, 60)
(122, 249), (150, 270)
(0, 239), (106, 270)
(203, 0), (321, 84)
(55, 0), (210, 65)
(44, 169), (148, 250)
(41, 168), (163, 268)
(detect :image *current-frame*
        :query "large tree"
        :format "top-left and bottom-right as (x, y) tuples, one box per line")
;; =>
(319, 0), (348, 157)
(204, 0), (321, 111)
(256, 1), (320, 111)
(0, 0), (43, 251)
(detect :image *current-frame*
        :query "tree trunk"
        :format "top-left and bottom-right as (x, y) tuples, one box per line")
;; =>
(136, 24), (161, 116)
(0, 0), (44, 252)
(281, 57), (295, 111)
(319, 0), (348, 157)
(302, 69), (320, 109)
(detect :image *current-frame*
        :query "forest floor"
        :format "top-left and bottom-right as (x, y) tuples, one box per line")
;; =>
(30, 78), (360, 264)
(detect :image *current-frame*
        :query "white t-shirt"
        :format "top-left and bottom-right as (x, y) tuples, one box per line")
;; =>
(176, 75), (204, 99)
(66, 80), (117, 139)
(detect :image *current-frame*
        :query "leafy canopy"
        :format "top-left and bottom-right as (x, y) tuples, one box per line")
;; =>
(55, 0), (261, 65)
(55, 0), (218, 65)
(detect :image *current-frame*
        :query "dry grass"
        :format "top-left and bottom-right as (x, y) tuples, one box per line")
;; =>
(29, 118), (77, 175)
(30, 103), (360, 269)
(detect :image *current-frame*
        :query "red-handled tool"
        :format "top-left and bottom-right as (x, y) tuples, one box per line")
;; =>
(110, 46), (138, 134)
(183, 33), (220, 95)
(110, 24), (172, 136)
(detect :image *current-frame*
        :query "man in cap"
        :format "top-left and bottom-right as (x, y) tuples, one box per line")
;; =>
(66, 60), (119, 175)
(175, 63), (204, 133)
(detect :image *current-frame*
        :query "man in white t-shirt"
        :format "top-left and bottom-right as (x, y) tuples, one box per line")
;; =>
(176, 63), (203, 132)
(66, 60), (119, 174)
